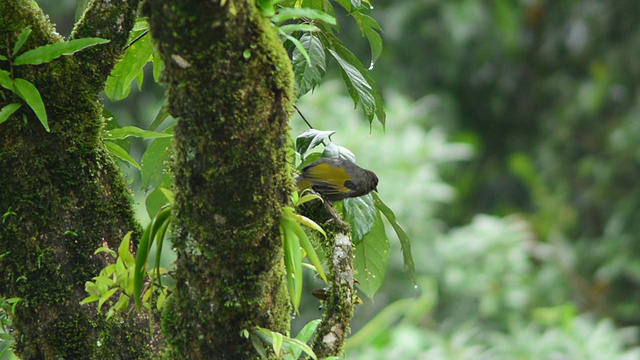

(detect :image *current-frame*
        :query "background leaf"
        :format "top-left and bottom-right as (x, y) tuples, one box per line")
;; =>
(141, 137), (172, 188)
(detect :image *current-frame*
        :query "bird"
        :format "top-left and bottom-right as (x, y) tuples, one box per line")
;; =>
(296, 157), (378, 202)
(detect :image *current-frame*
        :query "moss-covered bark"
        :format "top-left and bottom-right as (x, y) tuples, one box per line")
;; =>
(0, 0), (157, 358)
(143, 0), (294, 358)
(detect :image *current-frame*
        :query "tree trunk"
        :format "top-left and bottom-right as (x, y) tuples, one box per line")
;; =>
(143, 0), (294, 358)
(0, 0), (157, 358)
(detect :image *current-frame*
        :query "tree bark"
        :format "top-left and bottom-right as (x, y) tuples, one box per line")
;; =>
(143, 0), (295, 358)
(0, 0), (157, 358)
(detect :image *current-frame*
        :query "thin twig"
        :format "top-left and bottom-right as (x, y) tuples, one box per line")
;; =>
(295, 105), (314, 129)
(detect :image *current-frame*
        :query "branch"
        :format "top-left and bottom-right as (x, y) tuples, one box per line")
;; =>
(311, 222), (355, 357)
(70, 0), (140, 91)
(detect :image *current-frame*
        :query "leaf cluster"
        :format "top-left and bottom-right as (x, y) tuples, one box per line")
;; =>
(267, 0), (385, 125)
(0, 27), (109, 131)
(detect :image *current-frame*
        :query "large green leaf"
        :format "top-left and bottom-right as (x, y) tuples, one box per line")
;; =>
(323, 32), (385, 126)
(329, 49), (375, 117)
(344, 194), (376, 245)
(141, 136), (172, 188)
(352, 12), (383, 65)
(12, 78), (48, 131)
(353, 209), (389, 298)
(373, 192), (416, 284)
(293, 34), (326, 96)
(14, 37), (109, 66)
(105, 33), (153, 101)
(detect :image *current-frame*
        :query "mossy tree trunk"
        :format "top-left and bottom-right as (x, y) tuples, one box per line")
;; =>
(0, 0), (157, 358)
(143, 0), (294, 358)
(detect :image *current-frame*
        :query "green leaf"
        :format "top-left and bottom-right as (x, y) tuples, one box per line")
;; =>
(0, 103), (22, 125)
(145, 187), (169, 219)
(352, 12), (383, 65)
(159, 187), (175, 203)
(329, 48), (375, 117)
(14, 37), (110, 66)
(13, 77), (48, 131)
(104, 141), (141, 169)
(290, 214), (327, 283)
(333, 0), (353, 12)
(97, 288), (118, 312)
(133, 17), (149, 32)
(344, 194), (376, 245)
(105, 33), (153, 101)
(152, 53), (164, 83)
(104, 126), (173, 140)
(141, 136), (172, 188)
(296, 129), (335, 157)
(281, 216), (303, 313)
(80, 295), (100, 305)
(253, 326), (318, 360)
(134, 221), (153, 309)
(323, 32), (385, 126)
(114, 293), (130, 311)
(280, 31), (311, 65)
(94, 247), (117, 257)
(118, 231), (135, 268)
(85, 281), (101, 297)
(272, 8), (337, 25)
(12, 27), (32, 56)
(293, 34), (326, 96)
(353, 209), (389, 298)
(93, 276), (116, 287)
(0, 70), (12, 90)
(373, 192), (416, 284)
(148, 103), (170, 131)
(296, 319), (320, 342)
(278, 24), (320, 34)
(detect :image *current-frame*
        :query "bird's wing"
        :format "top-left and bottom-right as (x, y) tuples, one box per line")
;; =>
(303, 162), (352, 195)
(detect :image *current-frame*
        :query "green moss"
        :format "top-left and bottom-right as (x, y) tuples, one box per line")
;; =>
(143, 0), (294, 357)
(1, 0), (154, 358)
